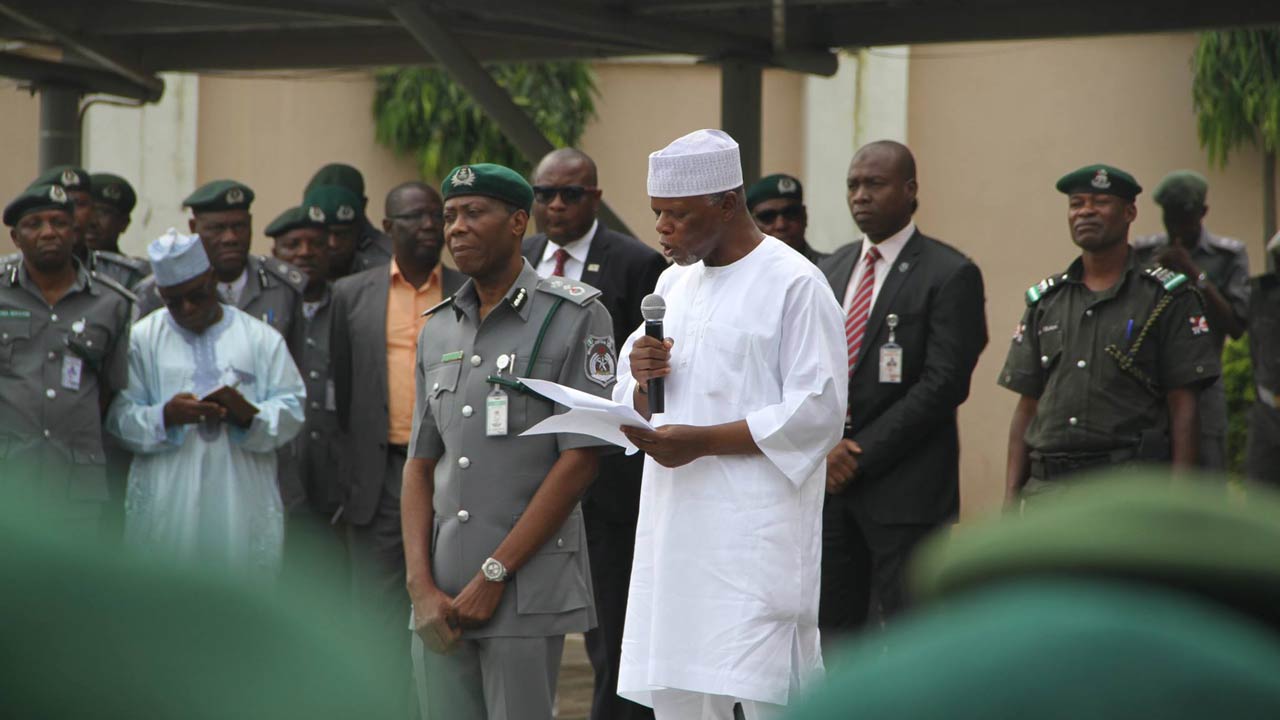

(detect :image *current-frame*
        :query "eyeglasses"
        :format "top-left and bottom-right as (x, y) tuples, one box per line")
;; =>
(532, 185), (597, 205)
(753, 205), (804, 224)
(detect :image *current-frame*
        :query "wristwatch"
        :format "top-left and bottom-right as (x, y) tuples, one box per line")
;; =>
(481, 557), (509, 582)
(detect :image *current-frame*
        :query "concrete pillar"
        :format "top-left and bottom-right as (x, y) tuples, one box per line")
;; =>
(720, 60), (762, 186)
(38, 85), (81, 171)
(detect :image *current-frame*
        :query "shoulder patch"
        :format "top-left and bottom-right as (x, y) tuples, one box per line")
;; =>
(1025, 273), (1069, 306)
(1206, 234), (1246, 253)
(94, 250), (150, 273)
(1130, 234), (1165, 250)
(536, 277), (602, 306)
(1143, 265), (1189, 292)
(258, 255), (308, 294)
(421, 296), (455, 317)
(90, 271), (139, 304)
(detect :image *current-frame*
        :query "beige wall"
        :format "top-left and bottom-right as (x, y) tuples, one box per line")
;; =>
(0, 85), (40, 252)
(908, 32), (1279, 519)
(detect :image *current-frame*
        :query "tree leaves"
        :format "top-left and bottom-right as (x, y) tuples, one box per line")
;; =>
(1192, 29), (1280, 166)
(372, 62), (598, 181)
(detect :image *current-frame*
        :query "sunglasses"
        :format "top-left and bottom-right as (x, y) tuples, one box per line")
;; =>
(532, 185), (597, 205)
(754, 205), (805, 224)
(160, 285), (216, 309)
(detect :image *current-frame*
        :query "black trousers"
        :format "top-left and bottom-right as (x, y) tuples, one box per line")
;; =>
(582, 508), (653, 720)
(817, 493), (939, 658)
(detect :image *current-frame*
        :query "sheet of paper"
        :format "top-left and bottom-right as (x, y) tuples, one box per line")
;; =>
(517, 377), (652, 454)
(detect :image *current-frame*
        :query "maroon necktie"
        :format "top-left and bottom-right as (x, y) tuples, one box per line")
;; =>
(552, 248), (569, 277)
(844, 245), (881, 371)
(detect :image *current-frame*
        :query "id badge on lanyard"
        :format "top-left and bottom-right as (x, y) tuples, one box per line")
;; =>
(879, 313), (903, 384)
(486, 353), (512, 437)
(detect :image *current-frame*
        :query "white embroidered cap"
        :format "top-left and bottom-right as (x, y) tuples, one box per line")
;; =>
(147, 228), (210, 288)
(647, 129), (744, 198)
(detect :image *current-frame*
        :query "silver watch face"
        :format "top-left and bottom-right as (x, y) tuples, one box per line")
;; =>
(482, 558), (506, 581)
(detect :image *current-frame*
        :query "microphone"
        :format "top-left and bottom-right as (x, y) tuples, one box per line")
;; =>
(639, 293), (666, 413)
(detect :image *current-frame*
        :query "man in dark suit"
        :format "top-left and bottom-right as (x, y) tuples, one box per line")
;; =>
(818, 141), (987, 649)
(522, 148), (667, 720)
(331, 181), (464, 717)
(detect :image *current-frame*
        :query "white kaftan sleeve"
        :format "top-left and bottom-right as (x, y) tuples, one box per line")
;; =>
(106, 330), (189, 454)
(745, 274), (848, 486)
(227, 327), (306, 452)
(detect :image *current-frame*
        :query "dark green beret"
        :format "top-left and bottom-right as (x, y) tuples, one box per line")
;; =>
(1055, 164), (1141, 200)
(746, 173), (804, 209)
(183, 179), (254, 213)
(265, 204), (328, 238)
(4, 183), (74, 226)
(304, 163), (365, 199)
(33, 164), (91, 193)
(302, 184), (360, 226)
(441, 163), (533, 212)
(90, 173), (137, 214)
(1152, 170), (1208, 211)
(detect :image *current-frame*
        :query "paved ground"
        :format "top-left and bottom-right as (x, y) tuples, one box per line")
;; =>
(555, 633), (594, 720)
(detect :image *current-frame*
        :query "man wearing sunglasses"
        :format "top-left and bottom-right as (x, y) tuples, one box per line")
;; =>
(747, 173), (827, 264)
(523, 147), (667, 720)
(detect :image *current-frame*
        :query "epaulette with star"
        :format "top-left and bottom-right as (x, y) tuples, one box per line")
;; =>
(255, 255), (308, 294)
(1025, 273), (1069, 306)
(93, 250), (150, 274)
(89, 270), (139, 304)
(1206, 234), (1245, 253)
(1143, 265), (1189, 292)
(421, 296), (455, 317)
(536, 276), (601, 306)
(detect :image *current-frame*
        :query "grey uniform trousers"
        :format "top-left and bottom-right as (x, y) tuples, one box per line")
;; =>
(412, 632), (565, 720)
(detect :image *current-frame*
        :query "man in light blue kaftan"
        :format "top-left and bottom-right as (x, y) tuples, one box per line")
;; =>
(106, 230), (305, 577)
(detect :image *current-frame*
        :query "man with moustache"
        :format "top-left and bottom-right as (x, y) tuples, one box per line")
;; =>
(521, 147), (666, 720)
(0, 182), (133, 530)
(999, 165), (1221, 502)
(402, 163), (617, 719)
(134, 180), (307, 357)
(614, 130), (847, 719)
(747, 173), (827, 264)
(330, 181), (464, 718)
(817, 140), (987, 643)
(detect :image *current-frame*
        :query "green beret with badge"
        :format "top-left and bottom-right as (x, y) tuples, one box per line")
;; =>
(302, 184), (360, 226)
(1055, 164), (1142, 201)
(183, 179), (254, 213)
(1152, 170), (1208, 212)
(304, 163), (365, 199)
(4, 182), (74, 226)
(746, 173), (804, 210)
(265, 204), (328, 238)
(441, 163), (534, 212)
(90, 173), (137, 214)
(33, 164), (91, 193)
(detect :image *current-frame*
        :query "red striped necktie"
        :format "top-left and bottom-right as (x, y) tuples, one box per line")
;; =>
(552, 248), (569, 277)
(844, 245), (882, 372)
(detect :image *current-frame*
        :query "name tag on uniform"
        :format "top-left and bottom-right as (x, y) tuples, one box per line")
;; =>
(879, 343), (903, 384)
(325, 379), (337, 411)
(61, 354), (84, 390)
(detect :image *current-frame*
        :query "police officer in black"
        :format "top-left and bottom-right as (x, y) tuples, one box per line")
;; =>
(999, 165), (1221, 502)
(1247, 233), (1280, 486)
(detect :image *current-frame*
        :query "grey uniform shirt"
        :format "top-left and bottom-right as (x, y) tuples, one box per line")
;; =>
(1133, 229), (1249, 436)
(409, 260), (616, 639)
(0, 258), (132, 500)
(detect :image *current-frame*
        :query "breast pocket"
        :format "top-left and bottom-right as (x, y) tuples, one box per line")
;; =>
(65, 323), (112, 371)
(424, 361), (461, 430)
(1037, 328), (1064, 374)
(514, 510), (589, 615)
(694, 323), (750, 407)
(0, 319), (31, 375)
(512, 357), (557, 435)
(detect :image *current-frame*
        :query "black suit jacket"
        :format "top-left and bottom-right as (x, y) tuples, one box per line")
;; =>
(330, 263), (466, 526)
(820, 229), (987, 524)
(523, 224), (668, 524)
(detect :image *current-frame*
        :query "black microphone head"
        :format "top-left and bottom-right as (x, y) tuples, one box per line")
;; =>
(640, 293), (666, 322)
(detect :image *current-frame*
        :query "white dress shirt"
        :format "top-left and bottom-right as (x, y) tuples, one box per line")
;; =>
(535, 219), (598, 281)
(218, 269), (248, 306)
(841, 222), (916, 314)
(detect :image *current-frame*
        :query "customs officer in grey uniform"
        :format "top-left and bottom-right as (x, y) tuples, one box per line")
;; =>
(134, 180), (307, 358)
(304, 163), (392, 278)
(1247, 233), (1280, 486)
(0, 183), (133, 529)
(85, 173), (151, 290)
(1000, 165), (1221, 502)
(1133, 171), (1249, 470)
(403, 163), (616, 720)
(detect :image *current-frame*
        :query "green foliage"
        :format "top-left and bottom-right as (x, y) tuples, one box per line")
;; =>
(372, 62), (598, 182)
(1222, 335), (1255, 474)
(1191, 29), (1280, 166)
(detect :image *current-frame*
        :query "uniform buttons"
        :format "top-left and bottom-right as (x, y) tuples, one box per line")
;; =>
(309, 370), (320, 379)
(1085, 309), (1093, 317)
(1, 332), (7, 340)
(1040, 355), (1050, 368)
(47, 351), (57, 360)
(432, 382), (439, 392)
(1196, 365), (1204, 373)
(42, 429), (51, 438)
(310, 430), (320, 440)
(462, 405), (473, 418)
(556, 538), (565, 548)
(45, 388), (55, 399)
(306, 338), (316, 347)
(457, 510), (470, 522)
(50, 313), (58, 322)
(1069, 417), (1079, 426)
(310, 401), (320, 410)
(1076, 360), (1087, 369)
(458, 456), (471, 469)
(470, 355), (482, 367)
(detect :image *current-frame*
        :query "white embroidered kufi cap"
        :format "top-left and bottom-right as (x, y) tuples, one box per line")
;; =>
(647, 129), (744, 198)
(147, 228), (211, 288)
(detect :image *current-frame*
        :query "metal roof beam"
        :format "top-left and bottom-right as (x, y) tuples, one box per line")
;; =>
(0, 51), (158, 101)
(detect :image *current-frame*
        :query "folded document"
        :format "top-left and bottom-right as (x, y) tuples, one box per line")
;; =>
(517, 377), (652, 454)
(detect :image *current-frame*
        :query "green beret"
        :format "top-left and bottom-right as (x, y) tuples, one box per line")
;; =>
(746, 173), (804, 209)
(265, 204), (328, 238)
(302, 184), (360, 226)
(33, 164), (91, 193)
(4, 183), (74, 226)
(441, 163), (533, 212)
(304, 163), (365, 199)
(183, 179), (254, 213)
(90, 173), (137, 214)
(1152, 170), (1208, 211)
(1055, 164), (1141, 201)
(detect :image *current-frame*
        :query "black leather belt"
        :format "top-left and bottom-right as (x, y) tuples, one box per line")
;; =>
(1030, 448), (1136, 481)
(387, 443), (409, 456)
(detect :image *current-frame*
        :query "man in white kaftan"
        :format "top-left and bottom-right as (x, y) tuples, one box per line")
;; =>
(614, 130), (848, 719)
(107, 230), (305, 576)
